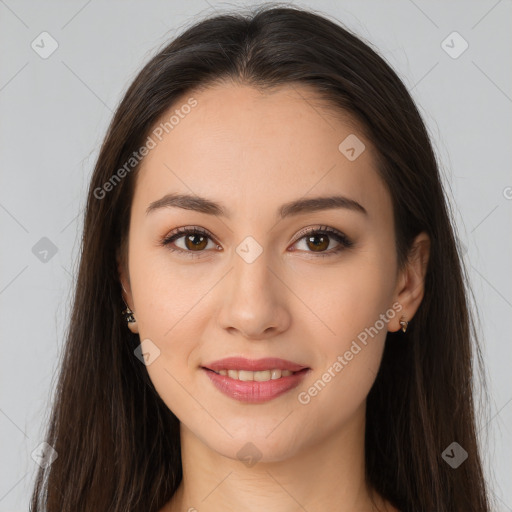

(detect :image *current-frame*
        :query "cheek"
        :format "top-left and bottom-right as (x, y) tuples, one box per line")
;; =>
(291, 246), (395, 409)
(128, 235), (214, 339)
(295, 339), (384, 449)
(291, 248), (396, 353)
(293, 276), (392, 440)
(127, 248), (216, 416)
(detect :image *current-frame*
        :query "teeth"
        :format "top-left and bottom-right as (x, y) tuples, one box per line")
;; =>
(238, 370), (254, 381)
(213, 368), (295, 381)
(271, 369), (281, 380)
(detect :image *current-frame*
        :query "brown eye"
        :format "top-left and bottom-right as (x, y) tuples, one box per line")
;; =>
(291, 226), (353, 257)
(183, 233), (209, 251)
(161, 227), (218, 258)
(304, 233), (330, 252)
(161, 225), (352, 259)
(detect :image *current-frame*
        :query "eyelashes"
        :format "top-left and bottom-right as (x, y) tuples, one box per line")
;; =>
(291, 225), (353, 256)
(160, 225), (353, 259)
(161, 226), (219, 258)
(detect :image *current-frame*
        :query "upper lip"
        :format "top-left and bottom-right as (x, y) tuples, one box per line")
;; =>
(202, 357), (309, 372)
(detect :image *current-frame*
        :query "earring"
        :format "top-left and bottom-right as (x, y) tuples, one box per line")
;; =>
(121, 297), (136, 323)
(399, 317), (408, 333)
(120, 283), (136, 324)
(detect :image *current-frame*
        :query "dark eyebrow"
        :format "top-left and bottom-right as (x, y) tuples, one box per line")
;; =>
(145, 193), (367, 219)
(279, 195), (367, 218)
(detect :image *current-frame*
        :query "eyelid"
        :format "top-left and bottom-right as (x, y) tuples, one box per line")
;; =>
(289, 225), (353, 257)
(160, 225), (220, 258)
(161, 224), (352, 257)
(291, 225), (343, 244)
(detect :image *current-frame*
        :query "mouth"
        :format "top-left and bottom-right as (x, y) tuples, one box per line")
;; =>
(202, 367), (309, 382)
(203, 356), (308, 370)
(200, 357), (311, 403)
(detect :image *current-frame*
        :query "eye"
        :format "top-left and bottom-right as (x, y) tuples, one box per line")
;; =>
(160, 225), (353, 258)
(290, 225), (353, 257)
(160, 226), (220, 258)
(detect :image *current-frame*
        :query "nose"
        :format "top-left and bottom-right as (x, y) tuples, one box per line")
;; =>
(216, 249), (291, 341)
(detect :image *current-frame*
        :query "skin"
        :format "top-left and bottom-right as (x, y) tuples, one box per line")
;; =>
(118, 83), (430, 512)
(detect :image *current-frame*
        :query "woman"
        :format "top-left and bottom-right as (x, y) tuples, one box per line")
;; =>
(30, 5), (491, 511)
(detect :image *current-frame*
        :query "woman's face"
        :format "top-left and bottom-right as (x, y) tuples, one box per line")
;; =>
(120, 83), (407, 462)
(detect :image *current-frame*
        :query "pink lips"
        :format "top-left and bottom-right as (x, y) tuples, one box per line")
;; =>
(201, 357), (310, 404)
(202, 356), (308, 373)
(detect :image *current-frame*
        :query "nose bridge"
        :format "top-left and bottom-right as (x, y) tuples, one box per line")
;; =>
(235, 244), (271, 295)
(217, 235), (290, 338)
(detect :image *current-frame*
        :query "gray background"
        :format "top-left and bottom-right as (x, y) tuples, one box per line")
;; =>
(0, 0), (511, 510)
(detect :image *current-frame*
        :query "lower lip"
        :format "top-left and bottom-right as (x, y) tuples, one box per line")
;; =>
(202, 367), (310, 403)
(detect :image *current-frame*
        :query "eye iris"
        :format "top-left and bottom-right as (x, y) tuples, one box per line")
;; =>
(185, 234), (208, 251)
(306, 234), (329, 252)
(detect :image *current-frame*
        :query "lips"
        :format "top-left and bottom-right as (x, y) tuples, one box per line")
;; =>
(201, 357), (310, 403)
(202, 356), (308, 373)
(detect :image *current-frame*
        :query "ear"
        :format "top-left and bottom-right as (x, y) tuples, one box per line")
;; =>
(117, 250), (139, 334)
(389, 232), (430, 332)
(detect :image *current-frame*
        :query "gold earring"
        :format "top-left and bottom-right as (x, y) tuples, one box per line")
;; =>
(399, 317), (408, 333)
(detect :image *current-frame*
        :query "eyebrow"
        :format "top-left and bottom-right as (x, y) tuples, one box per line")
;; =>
(145, 193), (367, 219)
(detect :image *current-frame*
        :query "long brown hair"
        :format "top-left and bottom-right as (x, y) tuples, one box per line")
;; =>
(30, 5), (492, 511)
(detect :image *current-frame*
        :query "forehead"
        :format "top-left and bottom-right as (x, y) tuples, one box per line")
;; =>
(132, 83), (392, 226)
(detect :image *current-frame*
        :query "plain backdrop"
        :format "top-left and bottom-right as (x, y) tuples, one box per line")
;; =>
(0, 1), (511, 510)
